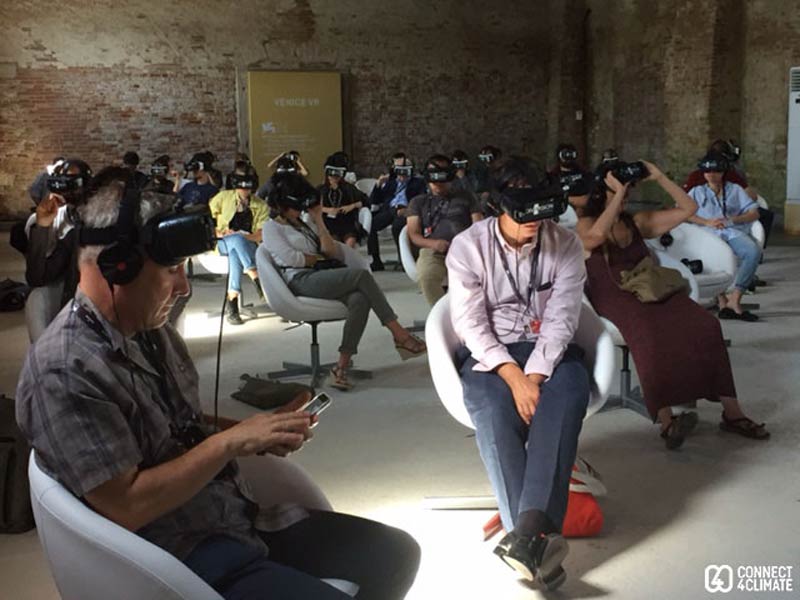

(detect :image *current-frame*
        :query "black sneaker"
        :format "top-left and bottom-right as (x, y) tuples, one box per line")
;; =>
(370, 259), (385, 272)
(494, 532), (569, 590)
(251, 277), (265, 301)
(226, 297), (245, 325)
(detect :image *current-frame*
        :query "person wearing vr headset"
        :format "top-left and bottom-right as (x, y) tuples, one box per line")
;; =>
(406, 154), (482, 305)
(27, 156), (65, 206)
(446, 157), (589, 590)
(449, 149), (480, 198)
(24, 158), (93, 311)
(16, 179), (421, 600)
(256, 155), (301, 200)
(224, 153), (253, 190)
(474, 145), (503, 213)
(176, 152), (219, 206)
(209, 165), (269, 325)
(367, 153), (427, 271)
(549, 143), (594, 214)
(319, 153), (368, 248)
(578, 158), (769, 447)
(266, 149), (309, 177)
(148, 154), (176, 194)
(263, 172), (426, 391)
(687, 151), (763, 321)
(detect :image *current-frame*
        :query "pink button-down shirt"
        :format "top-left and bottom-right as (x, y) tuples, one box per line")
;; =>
(445, 217), (586, 378)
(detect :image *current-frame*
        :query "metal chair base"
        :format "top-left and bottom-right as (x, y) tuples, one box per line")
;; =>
(600, 345), (651, 420)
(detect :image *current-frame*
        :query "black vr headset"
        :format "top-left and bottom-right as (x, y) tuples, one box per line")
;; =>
(597, 158), (649, 186)
(47, 159), (93, 194)
(559, 169), (594, 196)
(478, 151), (495, 164)
(230, 172), (259, 190)
(278, 191), (320, 212)
(184, 154), (207, 173)
(698, 153), (730, 173)
(498, 181), (569, 224)
(274, 158), (298, 174)
(452, 158), (468, 169)
(324, 165), (347, 178)
(80, 185), (216, 286)
(150, 164), (169, 177)
(557, 145), (578, 165)
(391, 163), (414, 177)
(424, 162), (456, 183)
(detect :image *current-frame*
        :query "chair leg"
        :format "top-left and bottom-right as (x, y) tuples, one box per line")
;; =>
(601, 346), (651, 420)
(405, 319), (426, 333)
(422, 496), (497, 510)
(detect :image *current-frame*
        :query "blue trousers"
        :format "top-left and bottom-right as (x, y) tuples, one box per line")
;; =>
(218, 234), (258, 294)
(458, 342), (590, 533)
(727, 234), (762, 291)
(184, 511), (420, 600)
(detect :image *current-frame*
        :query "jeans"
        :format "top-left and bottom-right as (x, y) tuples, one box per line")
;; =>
(218, 234), (258, 294)
(727, 234), (761, 291)
(366, 204), (406, 262)
(184, 511), (420, 600)
(289, 268), (397, 355)
(458, 342), (590, 533)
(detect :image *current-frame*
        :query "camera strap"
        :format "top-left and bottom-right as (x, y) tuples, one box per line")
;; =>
(493, 230), (542, 312)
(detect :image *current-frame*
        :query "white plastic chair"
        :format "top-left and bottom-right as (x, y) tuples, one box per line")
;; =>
(645, 223), (735, 307)
(28, 451), (358, 599)
(195, 251), (229, 275)
(557, 205), (579, 229)
(425, 296), (613, 429)
(25, 281), (64, 343)
(751, 219), (765, 250)
(256, 244), (371, 386)
(358, 206), (372, 236)
(398, 225), (418, 282)
(354, 178), (377, 196)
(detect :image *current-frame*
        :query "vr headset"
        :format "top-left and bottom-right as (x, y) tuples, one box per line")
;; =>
(478, 152), (495, 164)
(558, 146), (578, 164)
(184, 159), (206, 173)
(498, 182), (569, 224)
(452, 158), (468, 169)
(424, 163), (455, 183)
(324, 165), (347, 178)
(598, 159), (649, 186)
(47, 159), (92, 194)
(281, 192), (320, 211)
(150, 164), (169, 177)
(80, 187), (216, 286)
(698, 153), (730, 173)
(391, 164), (414, 177)
(559, 169), (593, 196)
(284, 151), (299, 162)
(230, 172), (259, 190)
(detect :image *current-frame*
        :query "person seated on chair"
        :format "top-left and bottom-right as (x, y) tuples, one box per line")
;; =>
(262, 172), (427, 391)
(209, 166), (269, 325)
(686, 152), (762, 321)
(121, 151), (150, 191)
(474, 145), (503, 215)
(406, 154), (482, 306)
(450, 150), (480, 199)
(446, 156), (590, 591)
(149, 154), (177, 194)
(577, 158), (769, 448)
(256, 154), (302, 200)
(367, 153), (427, 271)
(24, 158), (94, 310)
(319, 153), (368, 249)
(267, 150), (309, 177)
(16, 182), (421, 600)
(548, 143), (594, 217)
(176, 153), (219, 206)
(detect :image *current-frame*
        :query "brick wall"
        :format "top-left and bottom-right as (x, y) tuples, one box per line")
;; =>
(0, 0), (553, 218)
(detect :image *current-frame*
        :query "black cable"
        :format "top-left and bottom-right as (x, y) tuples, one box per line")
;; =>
(213, 250), (230, 432)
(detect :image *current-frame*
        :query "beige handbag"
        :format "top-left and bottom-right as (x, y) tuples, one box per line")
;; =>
(605, 246), (688, 303)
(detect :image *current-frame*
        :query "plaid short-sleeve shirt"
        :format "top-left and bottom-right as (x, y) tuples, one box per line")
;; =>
(16, 291), (304, 560)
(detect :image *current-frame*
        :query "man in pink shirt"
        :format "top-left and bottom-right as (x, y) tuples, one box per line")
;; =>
(446, 157), (589, 591)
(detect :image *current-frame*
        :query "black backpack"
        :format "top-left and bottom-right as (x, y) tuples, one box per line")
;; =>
(0, 394), (34, 533)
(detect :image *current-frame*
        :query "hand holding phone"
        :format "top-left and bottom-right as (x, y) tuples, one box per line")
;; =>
(301, 392), (332, 427)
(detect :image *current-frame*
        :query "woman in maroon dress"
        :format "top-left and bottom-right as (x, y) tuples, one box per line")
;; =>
(577, 161), (769, 449)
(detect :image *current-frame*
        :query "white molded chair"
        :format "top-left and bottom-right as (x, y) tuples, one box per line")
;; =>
(358, 206), (372, 236)
(425, 296), (614, 429)
(398, 226), (418, 283)
(28, 451), (358, 599)
(255, 244), (371, 386)
(25, 281), (64, 343)
(751, 219), (765, 250)
(354, 178), (377, 196)
(645, 223), (735, 307)
(195, 251), (229, 275)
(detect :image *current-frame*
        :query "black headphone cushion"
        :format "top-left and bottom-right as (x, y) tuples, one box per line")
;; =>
(98, 243), (145, 286)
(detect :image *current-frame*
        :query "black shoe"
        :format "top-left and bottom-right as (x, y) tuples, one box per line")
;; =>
(251, 277), (265, 301)
(370, 259), (385, 272)
(226, 297), (244, 325)
(494, 532), (569, 590)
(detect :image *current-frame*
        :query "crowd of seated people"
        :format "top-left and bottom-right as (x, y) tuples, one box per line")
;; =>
(14, 138), (779, 596)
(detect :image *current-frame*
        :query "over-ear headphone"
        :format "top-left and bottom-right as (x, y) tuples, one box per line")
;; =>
(96, 183), (145, 286)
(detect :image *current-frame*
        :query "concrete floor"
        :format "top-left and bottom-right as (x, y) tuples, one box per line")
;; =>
(1, 231), (799, 600)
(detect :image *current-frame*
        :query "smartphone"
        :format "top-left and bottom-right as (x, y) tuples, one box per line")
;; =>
(301, 392), (332, 419)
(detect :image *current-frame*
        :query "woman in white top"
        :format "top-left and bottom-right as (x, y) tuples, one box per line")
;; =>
(262, 173), (426, 390)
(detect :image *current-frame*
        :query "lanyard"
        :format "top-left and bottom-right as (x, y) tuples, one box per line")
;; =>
(288, 218), (321, 253)
(711, 184), (727, 217)
(424, 195), (448, 237)
(326, 187), (343, 208)
(494, 232), (542, 311)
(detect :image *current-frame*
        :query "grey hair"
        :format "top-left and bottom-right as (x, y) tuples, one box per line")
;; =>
(78, 184), (177, 265)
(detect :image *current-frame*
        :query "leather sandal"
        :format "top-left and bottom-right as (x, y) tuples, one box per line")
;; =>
(720, 414), (770, 440)
(394, 334), (427, 361)
(327, 365), (354, 391)
(660, 411), (698, 450)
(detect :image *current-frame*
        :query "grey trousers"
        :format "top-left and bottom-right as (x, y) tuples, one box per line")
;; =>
(289, 268), (398, 355)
